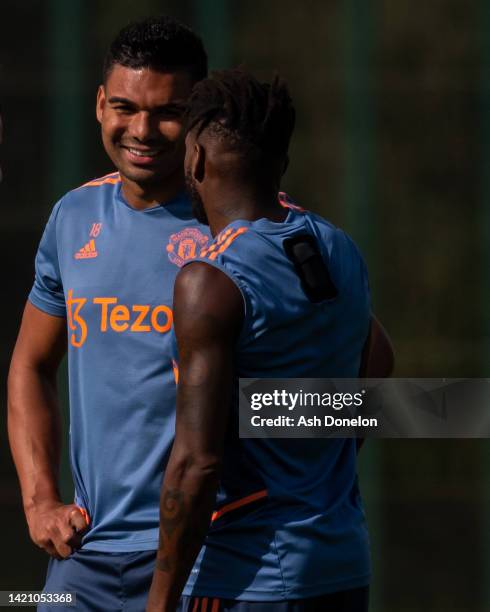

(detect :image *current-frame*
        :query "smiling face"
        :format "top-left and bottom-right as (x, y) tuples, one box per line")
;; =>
(96, 65), (194, 190)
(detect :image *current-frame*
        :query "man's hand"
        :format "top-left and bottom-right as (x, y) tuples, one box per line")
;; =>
(25, 501), (88, 559)
(8, 303), (70, 557)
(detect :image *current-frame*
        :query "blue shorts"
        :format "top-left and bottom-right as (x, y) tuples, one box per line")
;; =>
(180, 589), (369, 611)
(39, 550), (155, 611)
(39, 550), (369, 611)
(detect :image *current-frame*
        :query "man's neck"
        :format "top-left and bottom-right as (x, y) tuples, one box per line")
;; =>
(207, 185), (287, 236)
(120, 172), (185, 210)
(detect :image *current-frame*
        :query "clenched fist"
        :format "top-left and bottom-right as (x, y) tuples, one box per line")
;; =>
(26, 501), (89, 559)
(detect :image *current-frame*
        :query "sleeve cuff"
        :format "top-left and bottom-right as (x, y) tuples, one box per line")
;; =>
(28, 292), (66, 318)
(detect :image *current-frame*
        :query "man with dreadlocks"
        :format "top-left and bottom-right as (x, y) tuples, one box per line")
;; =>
(147, 69), (392, 612)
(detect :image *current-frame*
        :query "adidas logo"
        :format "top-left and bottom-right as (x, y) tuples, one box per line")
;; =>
(74, 239), (98, 260)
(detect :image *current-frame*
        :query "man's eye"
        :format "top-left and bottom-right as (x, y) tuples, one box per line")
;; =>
(114, 106), (134, 114)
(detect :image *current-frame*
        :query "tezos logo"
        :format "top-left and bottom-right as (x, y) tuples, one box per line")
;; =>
(66, 289), (173, 348)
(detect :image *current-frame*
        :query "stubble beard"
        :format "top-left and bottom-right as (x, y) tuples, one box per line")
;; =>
(185, 169), (209, 226)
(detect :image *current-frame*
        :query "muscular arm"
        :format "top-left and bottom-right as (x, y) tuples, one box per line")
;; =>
(8, 302), (87, 558)
(147, 263), (243, 612)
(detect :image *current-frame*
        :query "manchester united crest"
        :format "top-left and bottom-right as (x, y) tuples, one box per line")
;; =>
(166, 228), (209, 267)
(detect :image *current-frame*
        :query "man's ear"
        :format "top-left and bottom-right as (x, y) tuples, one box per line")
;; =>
(96, 85), (105, 124)
(193, 143), (206, 183)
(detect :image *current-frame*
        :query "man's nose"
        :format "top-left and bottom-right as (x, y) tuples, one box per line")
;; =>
(129, 112), (156, 142)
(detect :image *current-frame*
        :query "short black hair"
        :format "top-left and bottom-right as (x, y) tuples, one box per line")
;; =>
(103, 16), (207, 83)
(185, 69), (295, 163)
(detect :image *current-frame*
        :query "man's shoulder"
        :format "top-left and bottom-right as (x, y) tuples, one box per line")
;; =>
(278, 191), (337, 231)
(299, 208), (364, 260)
(73, 171), (121, 192)
(62, 171), (120, 201)
(55, 171), (120, 215)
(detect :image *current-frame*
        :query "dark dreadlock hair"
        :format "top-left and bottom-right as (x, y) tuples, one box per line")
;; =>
(103, 16), (207, 83)
(185, 69), (295, 164)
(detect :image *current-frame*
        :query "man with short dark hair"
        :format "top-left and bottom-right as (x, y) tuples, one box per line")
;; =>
(8, 16), (210, 610)
(147, 69), (391, 611)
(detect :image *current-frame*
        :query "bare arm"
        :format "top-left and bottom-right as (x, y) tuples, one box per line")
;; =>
(8, 301), (87, 558)
(146, 263), (243, 612)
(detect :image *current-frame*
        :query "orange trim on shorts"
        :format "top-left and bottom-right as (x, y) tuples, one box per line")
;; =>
(191, 596), (219, 611)
(211, 489), (268, 522)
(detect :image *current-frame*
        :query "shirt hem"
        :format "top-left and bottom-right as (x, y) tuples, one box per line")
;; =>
(183, 572), (371, 601)
(82, 540), (158, 552)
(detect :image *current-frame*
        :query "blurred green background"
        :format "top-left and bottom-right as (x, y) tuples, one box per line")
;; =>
(1, 1), (488, 611)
